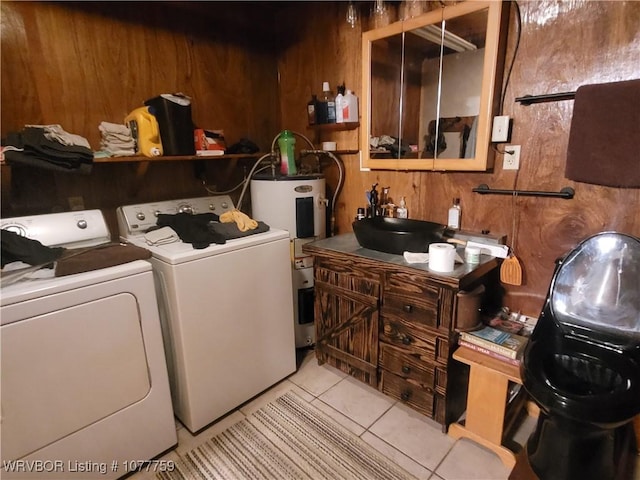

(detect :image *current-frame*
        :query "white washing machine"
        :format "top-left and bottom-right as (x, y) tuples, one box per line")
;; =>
(117, 195), (296, 433)
(0, 210), (176, 480)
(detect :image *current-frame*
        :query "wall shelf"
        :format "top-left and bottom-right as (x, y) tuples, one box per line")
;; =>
(92, 153), (266, 163)
(307, 122), (359, 132)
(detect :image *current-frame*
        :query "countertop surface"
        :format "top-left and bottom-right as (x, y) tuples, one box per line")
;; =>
(303, 233), (501, 283)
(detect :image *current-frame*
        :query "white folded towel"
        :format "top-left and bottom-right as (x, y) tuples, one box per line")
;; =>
(27, 124), (92, 149)
(145, 227), (179, 246)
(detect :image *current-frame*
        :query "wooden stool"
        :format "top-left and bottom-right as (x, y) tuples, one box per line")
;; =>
(448, 346), (533, 469)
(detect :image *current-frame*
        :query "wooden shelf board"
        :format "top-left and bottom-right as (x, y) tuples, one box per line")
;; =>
(307, 122), (359, 131)
(93, 152), (268, 163)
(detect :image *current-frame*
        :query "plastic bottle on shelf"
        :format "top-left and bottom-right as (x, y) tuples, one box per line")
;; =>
(335, 84), (346, 123)
(318, 81), (336, 124)
(307, 94), (318, 126)
(396, 197), (408, 219)
(343, 89), (359, 123)
(278, 130), (297, 176)
(448, 198), (461, 229)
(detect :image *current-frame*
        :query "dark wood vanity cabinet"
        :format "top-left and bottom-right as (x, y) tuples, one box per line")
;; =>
(305, 235), (500, 430)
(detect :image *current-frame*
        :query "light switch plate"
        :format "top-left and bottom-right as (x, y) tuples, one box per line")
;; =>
(492, 115), (510, 143)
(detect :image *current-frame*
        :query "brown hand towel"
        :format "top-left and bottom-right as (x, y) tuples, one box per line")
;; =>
(565, 79), (640, 188)
(55, 242), (151, 277)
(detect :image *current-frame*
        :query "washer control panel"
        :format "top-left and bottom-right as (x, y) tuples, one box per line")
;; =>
(116, 195), (235, 238)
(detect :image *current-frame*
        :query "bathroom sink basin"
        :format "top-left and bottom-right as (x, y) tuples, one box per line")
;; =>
(352, 217), (450, 255)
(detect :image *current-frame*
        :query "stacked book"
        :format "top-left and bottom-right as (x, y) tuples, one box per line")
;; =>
(458, 325), (528, 366)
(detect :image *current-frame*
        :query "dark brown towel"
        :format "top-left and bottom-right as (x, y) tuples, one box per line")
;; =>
(55, 243), (151, 277)
(565, 79), (640, 187)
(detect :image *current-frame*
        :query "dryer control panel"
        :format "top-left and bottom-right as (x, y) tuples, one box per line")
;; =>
(1, 210), (110, 248)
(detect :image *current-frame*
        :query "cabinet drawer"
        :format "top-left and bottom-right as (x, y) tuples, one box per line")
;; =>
(382, 292), (442, 331)
(379, 370), (434, 417)
(379, 343), (435, 389)
(380, 315), (450, 364)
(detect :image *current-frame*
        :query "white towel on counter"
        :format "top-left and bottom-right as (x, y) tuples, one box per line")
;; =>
(144, 227), (179, 246)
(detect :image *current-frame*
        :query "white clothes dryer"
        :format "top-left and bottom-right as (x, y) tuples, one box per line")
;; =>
(117, 196), (296, 433)
(0, 210), (176, 479)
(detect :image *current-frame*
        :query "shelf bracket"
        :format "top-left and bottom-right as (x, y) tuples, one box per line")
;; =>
(472, 184), (575, 199)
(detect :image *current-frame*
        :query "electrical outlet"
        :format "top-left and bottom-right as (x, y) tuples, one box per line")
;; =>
(503, 145), (521, 170)
(68, 196), (85, 211)
(491, 115), (511, 143)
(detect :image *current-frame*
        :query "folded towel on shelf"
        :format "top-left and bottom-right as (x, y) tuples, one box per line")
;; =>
(26, 124), (92, 149)
(219, 209), (259, 232)
(98, 121), (136, 156)
(565, 78), (640, 187)
(2, 127), (94, 174)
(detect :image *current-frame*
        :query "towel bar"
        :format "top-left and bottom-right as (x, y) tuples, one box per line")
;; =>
(515, 92), (576, 105)
(473, 184), (575, 199)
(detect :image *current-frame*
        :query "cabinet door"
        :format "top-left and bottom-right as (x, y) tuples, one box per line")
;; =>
(314, 259), (380, 387)
(361, 1), (508, 171)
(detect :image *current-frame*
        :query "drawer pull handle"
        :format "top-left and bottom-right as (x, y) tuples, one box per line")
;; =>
(402, 365), (411, 374)
(400, 391), (411, 401)
(403, 304), (413, 313)
(402, 336), (412, 345)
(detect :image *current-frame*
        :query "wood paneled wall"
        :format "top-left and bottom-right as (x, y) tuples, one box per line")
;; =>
(277, 1), (640, 316)
(1, 1), (282, 228)
(2, 1), (639, 317)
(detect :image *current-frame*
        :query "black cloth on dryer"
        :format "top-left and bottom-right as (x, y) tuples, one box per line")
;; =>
(156, 213), (226, 249)
(1, 229), (65, 268)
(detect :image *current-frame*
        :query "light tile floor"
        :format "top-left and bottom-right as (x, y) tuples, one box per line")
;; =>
(132, 347), (539, 480)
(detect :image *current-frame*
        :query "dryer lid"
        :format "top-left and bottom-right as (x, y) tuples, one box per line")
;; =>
(550, 232), (640, 342)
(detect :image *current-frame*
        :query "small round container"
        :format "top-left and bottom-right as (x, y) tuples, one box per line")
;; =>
(465, 246), (481, 265)
(321, 141), (337, 151)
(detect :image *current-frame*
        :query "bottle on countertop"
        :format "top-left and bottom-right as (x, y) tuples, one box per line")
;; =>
(448, 197), (461, 229)
(396, 196), (408, 219)
(307, 94), (318, 126)
(335, 84), (346, 123)
(317, 81), (336, 124)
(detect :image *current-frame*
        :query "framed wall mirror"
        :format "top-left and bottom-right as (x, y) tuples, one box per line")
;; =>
(361, 1), (509, 171)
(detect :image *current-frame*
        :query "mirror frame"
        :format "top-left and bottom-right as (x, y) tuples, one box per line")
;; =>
(361, 1), (509, 171)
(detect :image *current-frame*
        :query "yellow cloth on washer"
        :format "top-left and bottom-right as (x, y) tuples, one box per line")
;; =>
(219, 210), (259, 232)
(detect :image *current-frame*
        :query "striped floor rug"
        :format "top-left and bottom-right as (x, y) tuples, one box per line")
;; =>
(157, 391), (417, 480)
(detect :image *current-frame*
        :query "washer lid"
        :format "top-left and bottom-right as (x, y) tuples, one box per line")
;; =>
(550, 232), (640, 341)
